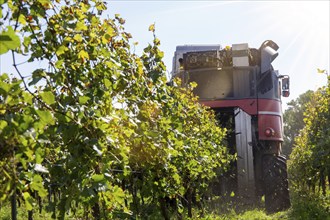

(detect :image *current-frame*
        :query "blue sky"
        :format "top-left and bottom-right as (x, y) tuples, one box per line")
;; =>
(106, 0), (330, 108)
(1, 1), (329, 110)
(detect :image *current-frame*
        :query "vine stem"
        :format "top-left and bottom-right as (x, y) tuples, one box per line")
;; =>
(11, 148), (17, 220)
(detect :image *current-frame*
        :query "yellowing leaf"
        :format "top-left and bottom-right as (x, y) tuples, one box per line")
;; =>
(37, 0), (49, 3)
(91, 16), (99, 26)
(78, 50), (89, 60)
(190, 81), (197, 89)
(73, 34), (83, 42)
(0, 120), (8, 130)
(102, 35), (108, 44)
(230, 191), (235, 197)
(107, 26), (115, 36)
(96, 2), (106, 11)
(56, 45), (68, 56)
(55, 59), (64, 69)
(18, 14), (27, 25)
(317, 68), (327, 74)
(104, 78), (112, 87)
(148, 23), (155, 32)
(76, 21), (87, 31)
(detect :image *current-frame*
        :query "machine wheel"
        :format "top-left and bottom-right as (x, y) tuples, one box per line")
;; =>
(262, 154), (291, 213)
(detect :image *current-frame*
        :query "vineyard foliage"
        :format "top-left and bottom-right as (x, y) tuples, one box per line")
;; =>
(0, 0), (233, 218)
(282, 90), (314, 157)
(288, 76), (330, 196)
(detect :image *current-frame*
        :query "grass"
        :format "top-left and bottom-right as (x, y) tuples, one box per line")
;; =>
(201, 209), (289, 220)
(202, 189), (330, 220)
(0, 201), (53, 220)
(1, 190), (329, 219)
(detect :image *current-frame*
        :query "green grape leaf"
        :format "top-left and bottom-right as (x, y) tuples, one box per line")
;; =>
(23, 192), (33, 211)
(40, 91), (55, 105)
(36, 109), (55, 125)
(30, 174), (48, 197)
(0, 26), (20, 55)
(78, 96), (90, 104)
(92, 174), (104, 182)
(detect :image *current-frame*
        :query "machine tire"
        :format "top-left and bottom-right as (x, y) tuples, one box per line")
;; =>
(262, 154), (290, 213)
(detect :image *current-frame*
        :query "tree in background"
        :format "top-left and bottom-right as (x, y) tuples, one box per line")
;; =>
(282, 90), (314, 157)
(288, 75), (330, 219)
(0, 0), (232, 219)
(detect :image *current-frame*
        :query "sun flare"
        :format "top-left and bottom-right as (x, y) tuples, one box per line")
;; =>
(268, 2), (329, 71)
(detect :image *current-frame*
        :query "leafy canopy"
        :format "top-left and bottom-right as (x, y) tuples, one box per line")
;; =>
(288, 77), (330, 196)
(0, 0), (232, 218)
